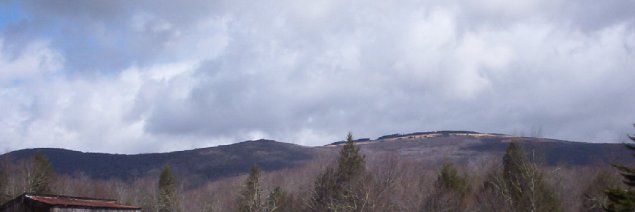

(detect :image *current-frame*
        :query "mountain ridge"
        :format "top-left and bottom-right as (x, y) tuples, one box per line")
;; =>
(1, 139), (315, 183)
(2, 131), (633, 183)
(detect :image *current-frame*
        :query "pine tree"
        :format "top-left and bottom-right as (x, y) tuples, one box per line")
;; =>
(158, 166), (179, 212)
(238, 165), (264, 212)
(422, 161), (470, 211)
(436, 162), (470, 197)
(311, 132), (368, 211)
(336, 132), (366, 184)
(503, 142), (561, 212)
(583, 170), (620, 212)
(503, 142), (529, 206)
(27, 153), (55, 194)
(605, 125), (635, 211)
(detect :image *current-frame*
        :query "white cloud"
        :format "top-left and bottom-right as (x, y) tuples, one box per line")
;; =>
(0, 40), (64, 81)
(0, 0), (634, 153)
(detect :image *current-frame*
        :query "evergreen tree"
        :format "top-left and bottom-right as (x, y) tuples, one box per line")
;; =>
(503, 142), (529, 206)
(158, 166), (179, 212)
(27, 153), (55, 194)
(605, 125), (635, 211)
(311, 132), (368, 211)
(422, 161), (470, 211)
(583, 170), (620, 212)
(238, 165), (264, 212)
(502, 142), (561, 212)
(436, 162), (470, 197)
(336, 132), (366, 184)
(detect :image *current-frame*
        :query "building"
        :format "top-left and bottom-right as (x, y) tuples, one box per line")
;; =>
(0, 193), (141, 212)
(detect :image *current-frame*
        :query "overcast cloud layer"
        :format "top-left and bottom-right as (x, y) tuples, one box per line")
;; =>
(0, 0), (634, 153)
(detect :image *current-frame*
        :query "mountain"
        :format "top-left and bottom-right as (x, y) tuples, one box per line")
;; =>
(0, 139), (315, 182)
(351, 131), (633, 167)
(1, 131), (633, 182)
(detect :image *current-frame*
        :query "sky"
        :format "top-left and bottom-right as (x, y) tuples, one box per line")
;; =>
(0, 0), (634, 153)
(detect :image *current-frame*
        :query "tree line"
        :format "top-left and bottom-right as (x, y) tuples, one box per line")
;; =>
(1, 129), (634, 211)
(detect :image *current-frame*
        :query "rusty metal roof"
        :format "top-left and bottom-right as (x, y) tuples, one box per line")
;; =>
(22, 193), (141, 210)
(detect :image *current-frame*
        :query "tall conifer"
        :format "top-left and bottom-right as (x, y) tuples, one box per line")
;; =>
(238, 165), (264, 212)
(158, 166), (179, 212)
(503, 142), (561, 212)
(605, 125), (635, 211)
(311, 132), (368, 211)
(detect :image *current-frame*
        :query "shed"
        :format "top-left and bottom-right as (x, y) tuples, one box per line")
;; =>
(0, 193), (141, 212)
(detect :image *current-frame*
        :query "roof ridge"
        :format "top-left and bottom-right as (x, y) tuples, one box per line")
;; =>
(23, 193), (118, 202)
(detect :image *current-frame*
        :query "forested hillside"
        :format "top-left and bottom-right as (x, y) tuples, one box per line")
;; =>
(1, 132), (634, 211)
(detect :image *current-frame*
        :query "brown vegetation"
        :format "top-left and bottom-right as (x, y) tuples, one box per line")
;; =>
(0, 139), (627, 212)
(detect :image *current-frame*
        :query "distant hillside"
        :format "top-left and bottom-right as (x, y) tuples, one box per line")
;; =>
(0, 139), (315, 182)
(327, 130), (509, 146)
(347, 131), (634, 167)
(2, 131), (633, 184)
